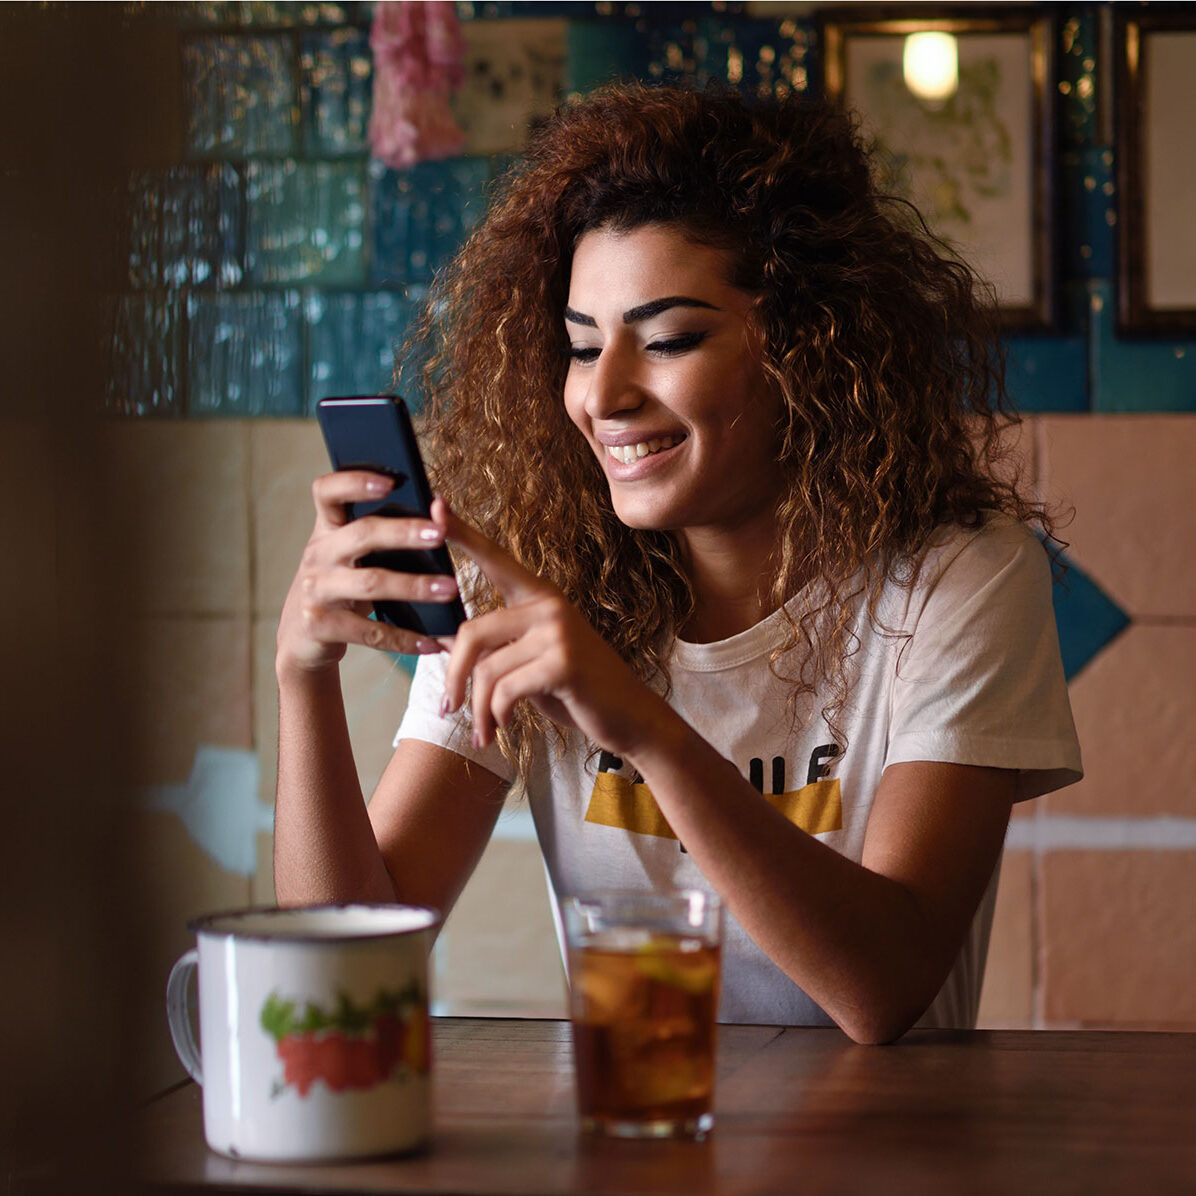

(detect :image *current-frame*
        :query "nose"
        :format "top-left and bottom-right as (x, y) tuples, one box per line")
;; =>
(583, 342), (646, 422)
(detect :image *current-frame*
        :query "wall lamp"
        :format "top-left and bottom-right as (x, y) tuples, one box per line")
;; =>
(903, 31), (959, 103)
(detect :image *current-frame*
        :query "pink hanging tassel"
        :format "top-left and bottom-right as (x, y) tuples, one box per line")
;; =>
(369, 1), (467, 169)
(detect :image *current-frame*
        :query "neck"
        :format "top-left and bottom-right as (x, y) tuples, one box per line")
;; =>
(675, 522), (782, 644)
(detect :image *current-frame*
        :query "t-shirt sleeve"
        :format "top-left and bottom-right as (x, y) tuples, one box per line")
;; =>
(885, 520), (1082, 800)
(393, 651), (517, 784)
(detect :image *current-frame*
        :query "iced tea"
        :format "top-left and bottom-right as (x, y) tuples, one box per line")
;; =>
(569, 929), (720, 1138)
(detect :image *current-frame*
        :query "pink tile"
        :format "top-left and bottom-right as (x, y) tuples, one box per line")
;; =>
(977, 850), (1035, 1028)
(1048, 623), (1196, 817)
(1041, 851), (1196, 1028)
(1037, 415), (1196, 617)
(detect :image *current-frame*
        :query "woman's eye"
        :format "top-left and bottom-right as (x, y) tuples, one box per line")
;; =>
(569, 345), (601, 364)
(646, 332), (707, 356)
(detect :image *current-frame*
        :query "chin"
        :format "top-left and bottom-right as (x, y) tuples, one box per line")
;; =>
(609, 501), (685, 534)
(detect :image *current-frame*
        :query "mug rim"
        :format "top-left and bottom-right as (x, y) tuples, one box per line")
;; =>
(187, 901), (441, 943)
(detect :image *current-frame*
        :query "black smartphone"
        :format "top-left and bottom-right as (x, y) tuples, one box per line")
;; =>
(316, 395), (465, 638)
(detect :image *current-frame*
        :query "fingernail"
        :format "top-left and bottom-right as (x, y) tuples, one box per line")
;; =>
(472, 730), (483, 750)
(419, 526), (443, 542)
(365, 477), (391, 494)
(427, 577), (456, 596)
(415, 638), (440, 654)
(439, 694), (451, 717)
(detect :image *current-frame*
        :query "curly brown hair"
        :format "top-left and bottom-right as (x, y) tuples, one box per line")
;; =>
(399, 81), (1052, 780)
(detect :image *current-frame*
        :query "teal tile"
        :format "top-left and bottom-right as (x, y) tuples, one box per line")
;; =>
(693, 17), (814, 98)
(171, 2), (236, 26)
(128, 164), (244, 290)
(369, 158), (490, 286)
(567, 21), (649, 93)
(106, 294), (185, 417)
(1051, 549), (1130, 682)
(245, 160), (366, 286)
(1088, 281), (1196, 413)
(300, 28), (372, 156)
(172, 1), (353, 24)
(240, 1), (352, 24)
(183, 34), (297, 158)
(1061, 148), (1115, 281)
(187, 291), (305, 416)
(305, 291), (418, 413)
(1058, 10), (1100, 150)
(1003, 334), (1089, 414)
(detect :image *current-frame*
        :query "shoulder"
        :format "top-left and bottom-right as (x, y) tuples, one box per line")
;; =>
(916, 513), (1050, 602)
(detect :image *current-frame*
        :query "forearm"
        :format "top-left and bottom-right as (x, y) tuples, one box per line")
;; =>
(627, 708), (1000, 1043)
(273, 665), (398, 905)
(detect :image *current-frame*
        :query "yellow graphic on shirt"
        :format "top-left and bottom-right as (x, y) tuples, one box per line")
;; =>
(584, 773), (843, 839)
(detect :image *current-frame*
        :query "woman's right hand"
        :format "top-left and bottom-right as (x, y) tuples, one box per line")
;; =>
(275, 471), (458, 681)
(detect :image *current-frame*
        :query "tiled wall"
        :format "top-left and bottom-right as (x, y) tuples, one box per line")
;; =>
(110, 3), (1196, 1087)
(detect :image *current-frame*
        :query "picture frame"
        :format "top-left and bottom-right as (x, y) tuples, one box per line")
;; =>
(822, 7), (1056, 330)
(1115, 9), (1196, 335)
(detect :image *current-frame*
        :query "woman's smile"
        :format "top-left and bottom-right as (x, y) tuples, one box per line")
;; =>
(602, 432), (686, 468)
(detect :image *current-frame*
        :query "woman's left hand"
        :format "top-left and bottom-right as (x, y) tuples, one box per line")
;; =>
(437, 499), (668, 759)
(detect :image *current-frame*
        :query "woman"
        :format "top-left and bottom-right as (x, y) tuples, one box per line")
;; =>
(274, 84), (1081, 1044)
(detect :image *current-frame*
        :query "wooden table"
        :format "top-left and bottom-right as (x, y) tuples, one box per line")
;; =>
(137, 1017), (1196, 1195)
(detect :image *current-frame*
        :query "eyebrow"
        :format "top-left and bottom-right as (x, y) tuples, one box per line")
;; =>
(563, 296), (722, 328)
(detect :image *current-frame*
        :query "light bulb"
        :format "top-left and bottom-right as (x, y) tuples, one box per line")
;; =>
(903, 32), (958, 103)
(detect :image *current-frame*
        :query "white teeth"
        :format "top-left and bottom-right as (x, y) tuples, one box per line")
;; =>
(610, 435), (679, 464)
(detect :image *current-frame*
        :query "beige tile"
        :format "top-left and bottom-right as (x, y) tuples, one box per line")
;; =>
(343, 650), (415, 798)
(252, 829), (275, 907)
(434, 837), (566, 1017)
(253, 617), (411, 806)
(1047, 623), (1196, 817)
(455, 20), (566, 156)
(130, 809), (251, 1096)
(92, 420), (251, 615)
(248, 419), (328, 618)
(119, 615), (252, 786)
(1037, 415), (1196, 617)
(253, 616), (281, 801)
(977, 850), (1034, 1028)
(1041, 851), (1196, 1028)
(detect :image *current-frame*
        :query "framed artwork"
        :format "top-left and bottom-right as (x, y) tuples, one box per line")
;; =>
(1116, 9), (1196, 334)
(823, 7), (1056, 330)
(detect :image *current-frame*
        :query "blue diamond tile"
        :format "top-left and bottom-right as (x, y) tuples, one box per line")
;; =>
(1051, 549), (1131, 681)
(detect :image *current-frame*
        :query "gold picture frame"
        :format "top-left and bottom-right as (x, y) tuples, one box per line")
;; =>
(1116, 8), (1196, 334)
(823, 6), (1057, 329)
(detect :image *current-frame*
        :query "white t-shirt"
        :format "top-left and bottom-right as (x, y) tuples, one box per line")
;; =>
(395, 515), (1082, 1028)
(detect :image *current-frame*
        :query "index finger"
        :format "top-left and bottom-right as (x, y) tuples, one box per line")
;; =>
(436, 497), (547, 604)
(310, 470), (395, 526)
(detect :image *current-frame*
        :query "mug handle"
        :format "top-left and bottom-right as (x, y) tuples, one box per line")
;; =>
(166, 949), (203, 1085)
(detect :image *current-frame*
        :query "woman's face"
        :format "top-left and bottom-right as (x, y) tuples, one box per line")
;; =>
(563, 223), (785, 542)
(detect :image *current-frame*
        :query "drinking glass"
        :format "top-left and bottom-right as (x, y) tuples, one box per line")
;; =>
(563, 890), (723, 1140)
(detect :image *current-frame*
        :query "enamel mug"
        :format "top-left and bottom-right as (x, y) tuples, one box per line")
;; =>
(166, 904), (438, 1162)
